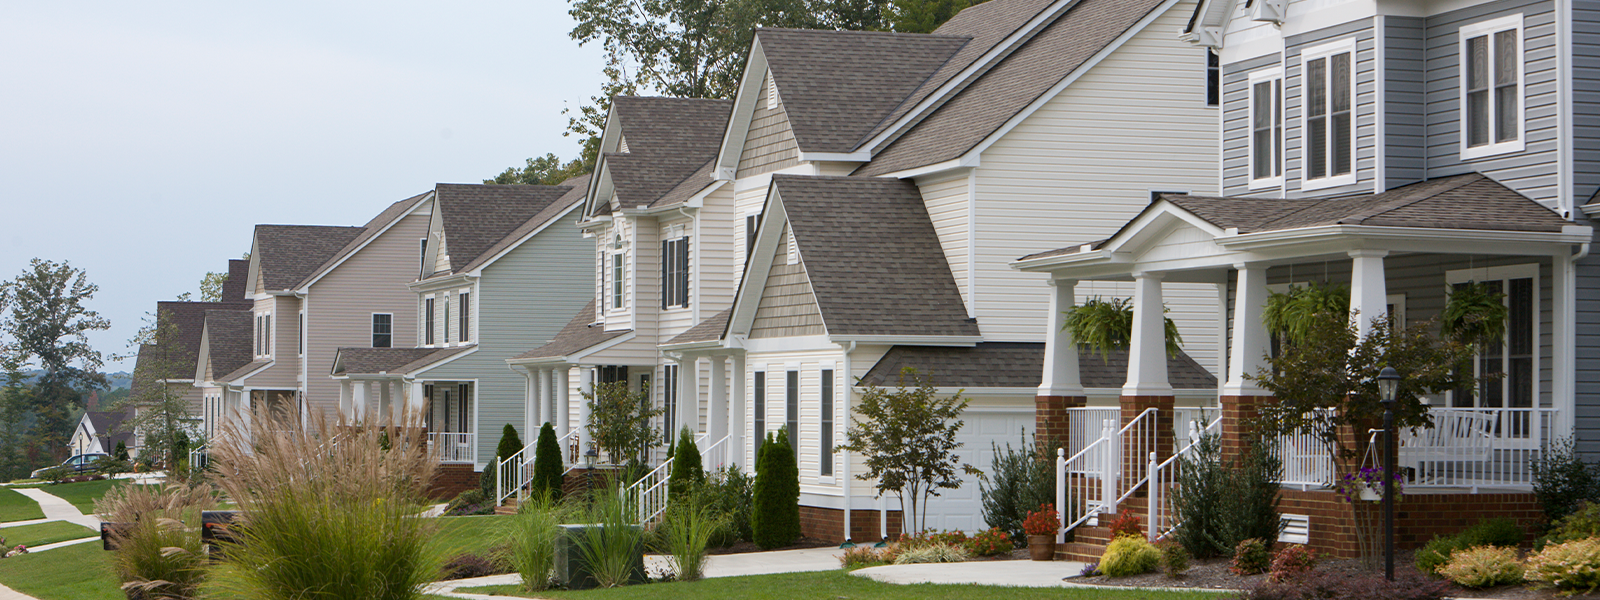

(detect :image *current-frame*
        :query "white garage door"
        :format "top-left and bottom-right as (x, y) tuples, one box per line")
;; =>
(913, 410), (1034, 534)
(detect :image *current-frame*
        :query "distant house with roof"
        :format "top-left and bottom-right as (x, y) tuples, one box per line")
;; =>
(69, 408), (133, 458)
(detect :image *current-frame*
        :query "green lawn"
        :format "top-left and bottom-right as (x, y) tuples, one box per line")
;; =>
(0, 539), (122, 600)
(0, 487), (44, 523)
(460, 570), (1228, 600)
(29, 479), (126, 515)
(436, 514), (515, 557)
(0, 521), (97, 548)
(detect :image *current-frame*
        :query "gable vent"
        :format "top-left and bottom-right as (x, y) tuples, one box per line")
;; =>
(767, 71), (779, 111)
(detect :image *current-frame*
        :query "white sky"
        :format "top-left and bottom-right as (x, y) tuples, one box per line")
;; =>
(0, 2), (608, 372)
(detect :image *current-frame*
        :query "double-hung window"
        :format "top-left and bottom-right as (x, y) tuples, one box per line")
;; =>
(661, 236), (690, 309)
(662, 364), (678, 441)
(1302, 39), (1355, 189)
(1249, 69), (1285, 187)
(458, 292), (470, 342)
(1446, 265), (1538, 439)
(785, 370), (799, 443)
(610, 235), (625, 310)
(753, 371), (766, 458)
(1460, 15), (1524, 159)
(255, 313), (271, 357)
(820, 368), (834, 476)
(371, 314), (392, 348)
(424, 297), (435, 345)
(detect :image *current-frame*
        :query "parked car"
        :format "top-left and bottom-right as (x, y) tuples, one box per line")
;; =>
(30, 453), (109, 478)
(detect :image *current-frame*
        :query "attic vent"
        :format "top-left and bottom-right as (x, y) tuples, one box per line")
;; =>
(786, 227), (798, 265)
(618, 136), (630, 153)
(767, 71), (779, 111)
(1278, 514), (1310, 544)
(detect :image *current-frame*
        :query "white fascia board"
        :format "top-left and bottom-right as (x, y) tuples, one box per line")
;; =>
(828, 335), (982, 346)
(715, 41), (770, 181)
(1219, 225), (1596, 253)
(962, 0), (1183, 163)
(243, 235), (263, 302)
(408, 273), (473, 293)
(585, 159), (617, 219)
(405, 347), (478, 378)
(578, 214), (613, 231)
(727, 186), (788, 337)
(879, 157), (977, 180)
(858, 0), (1083, 154)
(297, 192), (434, 292)
(1581, 203), (1600, 217)
(657, 339), (726, 353)
(796, 151), (871, 163)
(1012, 249), (1116, 272)
(462, 200), (585, 277)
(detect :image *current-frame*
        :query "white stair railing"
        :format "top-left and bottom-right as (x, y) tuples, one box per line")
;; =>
(497, 429), (589, 506)
(626, 434), (731, 524)
(1148, 414), (1222, 541)
(1054, 408), (1158, 539)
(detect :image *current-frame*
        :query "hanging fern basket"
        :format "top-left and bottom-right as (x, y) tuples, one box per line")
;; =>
(1062, 297), (1183, 360)
(1442, 281), (1507, 347)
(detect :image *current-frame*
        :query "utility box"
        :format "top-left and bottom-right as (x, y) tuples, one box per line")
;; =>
(554, 524), (646, 589)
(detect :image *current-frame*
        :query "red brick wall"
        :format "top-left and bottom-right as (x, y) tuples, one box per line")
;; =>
(1036, 395), (1086, 451)
(1278, 489), (1543, 559)
(429, 464), (478, 500)
(798, 505), (904, 544)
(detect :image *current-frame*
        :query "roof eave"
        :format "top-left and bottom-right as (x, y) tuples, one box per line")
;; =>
(1012, 249), (1115, 272)
(828, 334), (983, 346)
(1218, 224), (1594, 252)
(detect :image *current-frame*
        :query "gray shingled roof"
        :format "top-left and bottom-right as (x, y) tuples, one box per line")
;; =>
(148, 300), (252, 379)
(859, 342), (1217, 389)
(204, 309), (255, 382)
(856, 0), (1167, 176)
(435, 183), (576, 273)
(255, 224), (365, 291)
(664, 308), (732, 346)
(219, 359), (271, 384)
(292, 192), (431, 289)
(454, 174), (591, 275)
(1020, 174), (1568, 262)
(605, 97), (731, 209)
(331, 347), (471, 376)
(773, 175), (979, 337)
(85, 410), (133, 450)
(223, 259), (249, 301)
(756, 28), (968, 154)
(513, 300), (629, 360)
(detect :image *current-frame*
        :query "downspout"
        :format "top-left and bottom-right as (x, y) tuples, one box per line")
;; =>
(840, 341), (856, 544)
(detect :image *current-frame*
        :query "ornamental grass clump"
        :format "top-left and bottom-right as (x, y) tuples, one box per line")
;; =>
(655, 501), (721, 581)
(893, 542), (969, 564)
(1525, 537), (1600, 594)
(98, 483), (218, 600)
(205, 406), (444, 600)
(507, 493), (569, 592)
(574, 490), (646, 588)
(1438, 545), (1524, 588)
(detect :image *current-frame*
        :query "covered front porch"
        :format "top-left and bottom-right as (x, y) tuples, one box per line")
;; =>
(330, 347), (477, 465)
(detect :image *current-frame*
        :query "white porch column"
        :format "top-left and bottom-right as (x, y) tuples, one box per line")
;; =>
(708, 356), (728, 444)
(1349, 249), (1389, 339)
(352, 380), (368, 421)
(1223, 263), (1272, 395)
(524, 368), (540, 435)
(557, 366), (572, 441)
(339, 380), (352, 419)
(536, 368), (552, 429)
(410, 381), (426, 424)
(1123, 272), (1174, 396)
(1039, 278), (1085, 397)
(578, 366), (594, 458)
(730, 354), (746, 469)
(679, 356), (698, 439)
(1554, 250), (1576, 439)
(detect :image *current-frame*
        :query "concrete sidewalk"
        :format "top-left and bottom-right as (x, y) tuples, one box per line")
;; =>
(852, 559), (1090, 587)
(10, 488), (100, 532)
(427, 546), (849, 598)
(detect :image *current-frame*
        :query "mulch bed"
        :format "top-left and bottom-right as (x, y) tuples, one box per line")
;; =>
(1068, 550), (1563, 599)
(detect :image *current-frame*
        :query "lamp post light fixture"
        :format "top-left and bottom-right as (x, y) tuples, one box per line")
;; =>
(1376, 366), (1401, 581)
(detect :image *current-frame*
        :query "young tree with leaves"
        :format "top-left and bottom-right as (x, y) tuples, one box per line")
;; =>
(583, 380), (662, 465)
(840, 366), (977, 533)
(115, 313), (197, 469)
(0, 259), (110, 465)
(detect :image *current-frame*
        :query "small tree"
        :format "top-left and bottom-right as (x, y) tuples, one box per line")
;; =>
(840, 367), (977, 533)
(483, 423), (525, 497)
(750, 428), (800, 549)
(531, 422), (564, 501)
(113, 440), (129, 461)
(668, 426), (704, 498)
(116, 312), (195, 469)
(583, 381), (661, 465)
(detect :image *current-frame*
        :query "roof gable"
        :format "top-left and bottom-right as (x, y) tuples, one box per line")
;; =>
(454, 174), (592, 275)
(252, 224), (365, 291)
(295, 192), (434, 290)
(432, 183), (576, 274)
(594, 97), (732, 212)
(198, 309), (254, 383)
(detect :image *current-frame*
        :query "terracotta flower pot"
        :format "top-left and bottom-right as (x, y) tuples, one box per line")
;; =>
(1027, 534), (1056, 561)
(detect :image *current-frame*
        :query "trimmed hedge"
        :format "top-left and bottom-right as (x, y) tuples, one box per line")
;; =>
(751, 428), (800, 549)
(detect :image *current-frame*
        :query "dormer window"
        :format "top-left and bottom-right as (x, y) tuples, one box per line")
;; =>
(1302, 39), (1355, 190)
(1461, 15), (1524, 159)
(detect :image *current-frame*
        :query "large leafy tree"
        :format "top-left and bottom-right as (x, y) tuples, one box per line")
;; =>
(485, 153), (591, 186)
(840, 366), (977, 533)
(0, 259), (111, 463)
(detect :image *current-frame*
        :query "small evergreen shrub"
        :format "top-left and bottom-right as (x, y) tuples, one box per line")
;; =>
(1100, 535), (1160, 577)
(482, 424), (525, 499)
(1540, 501), (1600, 549)
(1240, 569), (1452, 600)
(1158, 540), (1191, 576)
(894, 542), (968, 564)
(1108, 513), (1144, 539)
(530, 423), (564, 502)
(1172, 433), (1284, 559)
(1267, 545), (1316, 582)
(1231, 538), (1271, 575)
(1525, 537), (1600, 594)
(838, 546), (886, 567)
(980, 436), (1057, 546)
(966, 527), (1013, 557)
(1415, 517), (1525, 573)
(667, 427), (704, 499)
(750, 429), (800, 550)
(1531, 438), (1600, 524)
(1437, 545), (1523, 588)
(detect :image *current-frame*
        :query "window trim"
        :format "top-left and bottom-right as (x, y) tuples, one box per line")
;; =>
(424, 296), (436, 346)
(1300, 38), (1359, 192)
(610, 234), (625, 311)
(458, 290), (471, 343)
(661, 235), (691, 310)
(371, 313), (393, 349)
(1458, 14), (1526, 160)
(1248, 68), (1285, 189)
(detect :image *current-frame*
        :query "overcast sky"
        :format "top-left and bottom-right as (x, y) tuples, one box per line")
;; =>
(1, 2), (608, 372)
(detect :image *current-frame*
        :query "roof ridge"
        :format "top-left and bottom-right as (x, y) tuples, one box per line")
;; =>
(848, 37), (974, 151)
(1338, 174), (1485, 226)
(755, 26), (972, 41)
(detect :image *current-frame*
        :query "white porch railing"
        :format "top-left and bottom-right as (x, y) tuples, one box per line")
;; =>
(625, 434), (730, 524)
(187, 442), (208, 472)
(1066, 408), (1120, 458)
(1400, 407), (1556, 491)
(428, 432), (475, 464)
(497, 429), (584, 506)
(1274, 409), (1338, 490)
(1148, 414), (1223, 541)
(1054, 408), (1158, 540)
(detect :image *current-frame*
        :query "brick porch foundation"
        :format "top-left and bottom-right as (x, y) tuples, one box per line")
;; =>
(1279, 489), (1543, 558)
(429, 464), (478, 500)
(798, 505), (904, 544)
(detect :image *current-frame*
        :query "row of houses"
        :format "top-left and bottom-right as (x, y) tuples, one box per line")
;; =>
(130, 0), (1600, 556)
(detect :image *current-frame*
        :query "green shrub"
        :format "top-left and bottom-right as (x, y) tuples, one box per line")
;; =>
(446, 489), (494, 516)
(1101, 535), (1160, 577)
(1172, 433), (1284, 559)
(36, 466), (69, 483)
(1231, 538), (1271, 575)
(530, 423), (564, 502)
(1158, 540), (1191, 576)
(484, 424), (525, 499)
(1416, 517), (1526, 573)
(1416, 535), (1464, 574)
(750, 429), (800, 550)
(966, 527), (1013, 557)
(1267, 544), (1316, 582)
(1531, 437), (1600, 524)
(1525, 537), (1600, 594)
(1438, 545), (1523, 588)
(979, 435), (1056, 547)
(894, 542), (968, 564)
(667, 427), (704, 499)
(694, 465), (753, 546)
(506, 494), (567, 591)
(99, 483), (217, 600)
(1540, 501), (1600, 549)
(1241, 569), (1452, 600)
(655, 502), (720, 582)
(114, 441), (129, 461)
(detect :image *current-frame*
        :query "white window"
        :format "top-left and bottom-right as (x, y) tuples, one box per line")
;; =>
(371, 314), (392, 348)
(1249, 68), (1285, 188)
(662, 236), (690, 309)
(255, 312), (272, 357)
(785, 369), (799, 441)
(424, 297), (435, 346)
(611, 235), (625, 310)
(458, 291), (470, 343)
(1460, 15), (1524, 159)
(1301, 39), (1356, 190)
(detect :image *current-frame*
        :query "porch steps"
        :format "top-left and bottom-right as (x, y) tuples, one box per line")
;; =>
(1055, 505), (1152, 562)
(495, 498), (520, 515)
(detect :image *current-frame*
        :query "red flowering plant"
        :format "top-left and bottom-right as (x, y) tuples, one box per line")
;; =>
(1023, 503), (1060, 537)
(1108, 513), (1143, 538)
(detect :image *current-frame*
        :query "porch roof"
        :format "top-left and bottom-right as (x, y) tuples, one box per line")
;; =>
(860, 342), (1217, 389)
(330, 346), (472, 377)
(663, 308), (731, 347)
(510, 300), (632, 363)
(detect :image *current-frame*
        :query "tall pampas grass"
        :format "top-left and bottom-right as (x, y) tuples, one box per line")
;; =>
(97, 483), (217, 599)
(204, 405), (445, 600)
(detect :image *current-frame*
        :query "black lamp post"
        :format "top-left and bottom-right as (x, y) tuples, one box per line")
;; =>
(1376, 366), (1400, 581)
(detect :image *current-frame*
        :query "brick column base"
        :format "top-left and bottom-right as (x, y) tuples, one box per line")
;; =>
(1036, 395), (1087, 453)
(1220, 395), (1274, 462)
(1120, 395), (1176, 462)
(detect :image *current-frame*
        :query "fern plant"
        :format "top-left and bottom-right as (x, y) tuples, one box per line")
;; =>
(1442, 281), (1508, 348)
(1262, 283), (1349, 346)
(1063, 297), (1183, 359)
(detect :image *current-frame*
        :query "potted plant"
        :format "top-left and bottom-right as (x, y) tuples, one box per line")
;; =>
(1442, 282), (1507, 348)
(1023, 503), (1060, 561)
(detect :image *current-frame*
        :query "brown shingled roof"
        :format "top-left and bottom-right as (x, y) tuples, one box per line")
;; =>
(149, 300), (252, 378)
(859, 342), (1217, 389)
(435, 183), (576, 273)
(203, 309), (254, 382)
(512, 300), (629, 361)
(331, 347), (471, 376)
(664, 308), (731, 346)
(292, 192), (432, 289)
(772, 175), (978, 338)
(453, 174), (591, 275)
(255, 224), (365, 291)
(606, 97), (731, 209)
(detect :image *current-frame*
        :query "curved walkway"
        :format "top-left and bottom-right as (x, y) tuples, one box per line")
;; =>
(0, 488), (105, 600)
(851, 559), (1090, 587)
(427, 547), (849, 598)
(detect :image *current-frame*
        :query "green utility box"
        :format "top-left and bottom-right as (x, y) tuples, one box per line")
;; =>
(554, 524), (646, 589)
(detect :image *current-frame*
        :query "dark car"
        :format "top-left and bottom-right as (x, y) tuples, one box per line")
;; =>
(31, 453), (109, 478)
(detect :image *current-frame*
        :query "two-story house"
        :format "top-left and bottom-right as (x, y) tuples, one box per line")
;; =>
(329, 179), (593, 496)
(1014, 0), (1600, 557)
